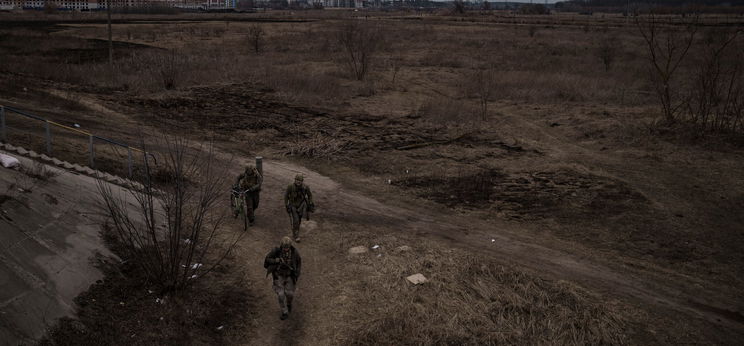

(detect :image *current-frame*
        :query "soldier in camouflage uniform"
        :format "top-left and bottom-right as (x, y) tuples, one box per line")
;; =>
(284, 174), (314, 243)
(235, 165), (263, 225)
(264, 236), (302, 320)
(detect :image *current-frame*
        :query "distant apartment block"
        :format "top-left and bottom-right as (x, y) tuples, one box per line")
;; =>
(322, 0), (362, 8)
(0, 0), (238, 10)
(0, 1), (99, 10)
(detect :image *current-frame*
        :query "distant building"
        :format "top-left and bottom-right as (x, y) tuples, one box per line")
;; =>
(0, 0), (238, 10)
(322, 0), (361, 7)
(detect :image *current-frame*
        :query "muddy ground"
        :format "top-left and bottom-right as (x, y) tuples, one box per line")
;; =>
(1, 12), (744, 345)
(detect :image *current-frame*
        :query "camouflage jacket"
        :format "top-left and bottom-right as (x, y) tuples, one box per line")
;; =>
(236, 168), (262, 191)
(284, 183), (313, 208)
(263, 246), (302, 281)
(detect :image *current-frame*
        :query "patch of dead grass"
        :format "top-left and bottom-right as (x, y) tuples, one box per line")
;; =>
(336, 231), (629, 345)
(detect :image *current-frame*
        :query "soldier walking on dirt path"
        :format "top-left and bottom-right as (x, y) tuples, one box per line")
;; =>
(235, 164), (263, 225)
(284, 174), (314, 243)
(264, 236), (302, 320)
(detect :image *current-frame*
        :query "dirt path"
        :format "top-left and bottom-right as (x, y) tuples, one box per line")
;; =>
(220, 154), (743, 344)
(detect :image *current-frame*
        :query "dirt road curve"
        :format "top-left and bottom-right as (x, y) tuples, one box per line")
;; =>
(225, 155), (744, 345)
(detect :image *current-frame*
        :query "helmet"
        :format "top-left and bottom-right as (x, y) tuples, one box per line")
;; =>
(280, 236), (293, 248)
(294, 174), (304, 182)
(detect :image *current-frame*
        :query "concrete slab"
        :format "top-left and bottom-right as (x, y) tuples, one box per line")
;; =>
(0, 149), (122, 345)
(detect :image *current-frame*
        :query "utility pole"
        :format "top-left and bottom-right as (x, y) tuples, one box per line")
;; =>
(626, 0), (630, 25)
(107, 0), (113, 81)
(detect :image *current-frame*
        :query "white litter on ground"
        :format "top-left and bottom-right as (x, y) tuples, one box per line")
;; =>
(406, 273), (429, 285)
(0, 153), (20, 169)
(191, 263), (203, 270)
(371, 245), (380, 250)
(348, 246), (368, 255)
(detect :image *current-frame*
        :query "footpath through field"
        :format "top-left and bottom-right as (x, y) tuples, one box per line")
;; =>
(222, 152), (744, 345)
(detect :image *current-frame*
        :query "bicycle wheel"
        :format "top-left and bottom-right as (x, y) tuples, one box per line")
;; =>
(242, 195), (249, 230)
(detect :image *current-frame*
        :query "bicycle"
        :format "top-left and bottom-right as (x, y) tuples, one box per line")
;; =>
(231, 185), (252, 231)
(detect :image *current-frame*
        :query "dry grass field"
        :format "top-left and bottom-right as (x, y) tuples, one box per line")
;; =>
(1, 8), (744, 345)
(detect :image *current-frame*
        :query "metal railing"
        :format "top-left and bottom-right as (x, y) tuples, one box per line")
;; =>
(0, 105), (156, 178)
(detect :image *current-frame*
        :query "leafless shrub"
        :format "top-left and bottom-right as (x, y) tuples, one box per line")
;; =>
(686, 29), (744, 134)
(43, 2), (58, 14)
(520, 3), (549, 15)
(465, 64), (499, 121)
(597, 39), (618, 71)
(156, 51), (180, 90)
(96, 137), (239, 292)
(385, 55), (403, 88)
(247, 24), (265, 54)
(637, 13), (698, 123)
(336, 20), (383, 81)
(452, 0), (466, 14)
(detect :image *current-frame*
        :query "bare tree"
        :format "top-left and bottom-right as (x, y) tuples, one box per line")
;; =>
(336, 20), (383, 81)
(687, 29), (743, 133)
(107, 0), (113, 81)
(637, 13), (698, 123)
(43, 1), (58, 14)
(247, 24), (265, 54)
(597, 39), (618, 71)
(157, 50), (179, 90)
(386, 55), (403, 88)
(96, 137), (239, 292)
(452, 0), (466, 14)
(468, 65), (498, 121)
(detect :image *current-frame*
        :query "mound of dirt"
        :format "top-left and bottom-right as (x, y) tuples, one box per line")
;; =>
(394, 169), (649, 220)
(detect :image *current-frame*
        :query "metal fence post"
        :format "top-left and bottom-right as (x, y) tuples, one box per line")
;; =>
(89, 135), (95, 168)
(45, 121), (52, 156)
(127, 147), (133, 178)
(255, 156), (263, 175)
(0, 106), (5, 143)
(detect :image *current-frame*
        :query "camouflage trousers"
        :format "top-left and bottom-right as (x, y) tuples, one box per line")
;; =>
(234, 191), (260, 223)
(287, 202), (307, 240)
(272, 274), (295, 315)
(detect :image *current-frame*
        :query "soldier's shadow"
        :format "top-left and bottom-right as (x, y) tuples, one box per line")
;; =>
(275, 303), (305, 346)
